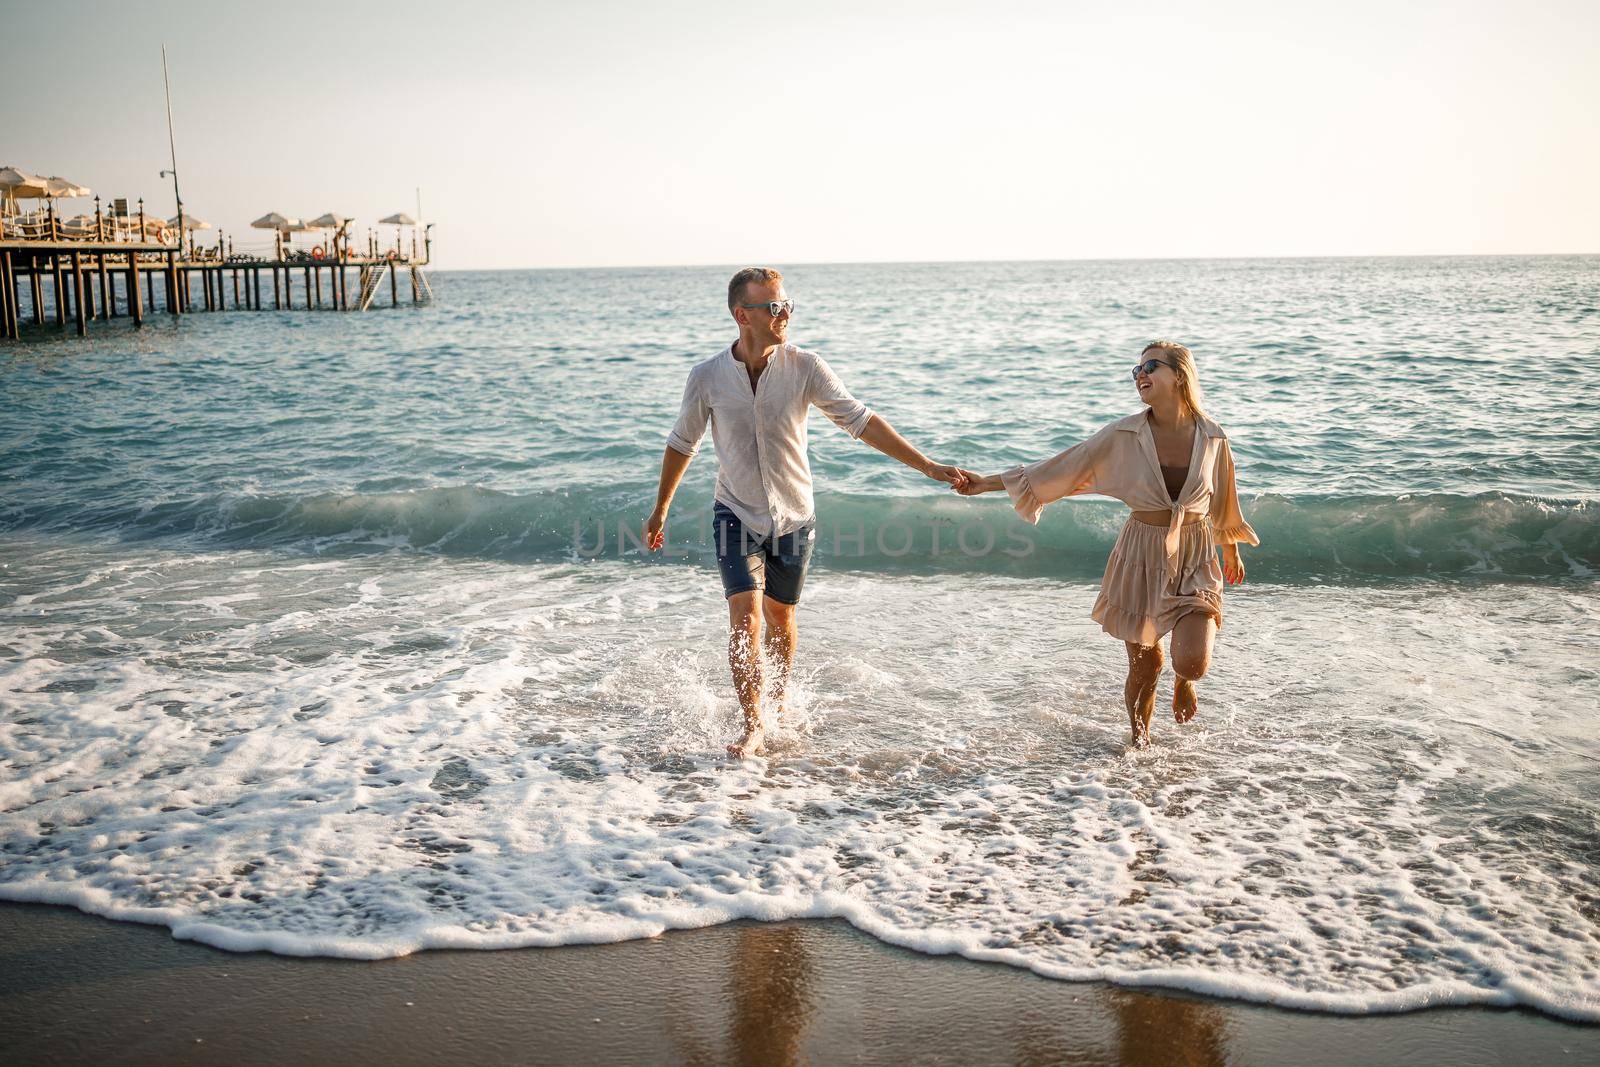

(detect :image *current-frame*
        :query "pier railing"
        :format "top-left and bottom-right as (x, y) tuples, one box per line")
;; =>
(0, 202), (178, 249)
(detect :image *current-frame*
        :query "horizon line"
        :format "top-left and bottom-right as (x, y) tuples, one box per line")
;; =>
(426, 250), (1600, 273)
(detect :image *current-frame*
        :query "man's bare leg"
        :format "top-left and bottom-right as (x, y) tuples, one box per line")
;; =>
(1169, 612), (1216, 724)
(761, 596), (798, 728)
(1124, 641), (1163, 748)
(727, 590), (766, 757)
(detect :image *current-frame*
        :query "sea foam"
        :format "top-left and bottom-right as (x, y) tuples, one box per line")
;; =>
(3, 543), (1597, 1022)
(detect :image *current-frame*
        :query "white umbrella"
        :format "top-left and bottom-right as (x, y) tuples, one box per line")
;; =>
(167, 215), (212, 230)
(42, 176), (91, 199)
(306, 212), (347, 229)
(1, 166), (50, 203)
(59, 213), (99, 236)
(1, 166), (51, 215)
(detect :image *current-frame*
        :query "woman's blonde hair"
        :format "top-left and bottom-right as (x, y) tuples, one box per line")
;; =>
(1142, 340), (1209, 420)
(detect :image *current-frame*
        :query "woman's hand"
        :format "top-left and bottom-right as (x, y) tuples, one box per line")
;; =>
(1221, 544), (1245, 584)
(953, 470), (1001, 496)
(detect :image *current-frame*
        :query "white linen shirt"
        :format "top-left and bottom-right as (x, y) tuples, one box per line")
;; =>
(666, 343), (874, 537)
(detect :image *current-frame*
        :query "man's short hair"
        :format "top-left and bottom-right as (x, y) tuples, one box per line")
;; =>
(728, 267), (783, 312)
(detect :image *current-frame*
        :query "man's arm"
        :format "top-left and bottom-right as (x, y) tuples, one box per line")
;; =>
(858, 415), (968, 488)
(808, 355), (967, 488)
(646, 446), (693, 551)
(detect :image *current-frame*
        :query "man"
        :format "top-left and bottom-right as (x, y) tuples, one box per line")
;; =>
(646, 267), (967, 757)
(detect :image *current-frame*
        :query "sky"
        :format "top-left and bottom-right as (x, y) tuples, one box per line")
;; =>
(4, 0), (1596, 269)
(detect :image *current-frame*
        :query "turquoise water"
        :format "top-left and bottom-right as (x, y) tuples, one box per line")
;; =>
(2, 257), (1598, 1019)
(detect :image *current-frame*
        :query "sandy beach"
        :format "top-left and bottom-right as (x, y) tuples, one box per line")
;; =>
(3, 902), (1595, 1065)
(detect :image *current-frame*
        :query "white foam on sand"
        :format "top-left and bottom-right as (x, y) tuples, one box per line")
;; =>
(2, 538), (1598, 1022)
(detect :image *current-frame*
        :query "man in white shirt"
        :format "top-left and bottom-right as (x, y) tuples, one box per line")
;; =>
(647, 267), (967, 757)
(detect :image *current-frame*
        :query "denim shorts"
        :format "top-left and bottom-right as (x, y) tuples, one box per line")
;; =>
(712, 502), (815, 605)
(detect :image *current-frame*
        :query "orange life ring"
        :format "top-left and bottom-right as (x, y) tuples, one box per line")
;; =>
(312, 245), (326, 260)
(386, 250), (398, 261)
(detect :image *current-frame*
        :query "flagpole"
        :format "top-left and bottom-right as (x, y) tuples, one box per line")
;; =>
(160, 45), (185, 256)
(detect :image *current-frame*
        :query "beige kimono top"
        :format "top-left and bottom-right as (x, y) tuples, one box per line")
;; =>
(1002, 409), (1260, 576)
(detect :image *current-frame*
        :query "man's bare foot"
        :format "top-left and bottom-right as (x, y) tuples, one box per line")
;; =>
(727, 723), (766, 758)
(1173, 679), (1198, 724)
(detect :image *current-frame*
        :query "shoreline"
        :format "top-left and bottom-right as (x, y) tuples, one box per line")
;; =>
(3, 902), (1595, 1065)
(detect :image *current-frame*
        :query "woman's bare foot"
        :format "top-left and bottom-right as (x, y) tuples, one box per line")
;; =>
(1131, 721), (1152, 749)
(727, 722), (766, 758)
(1173, 678), (1198, 724)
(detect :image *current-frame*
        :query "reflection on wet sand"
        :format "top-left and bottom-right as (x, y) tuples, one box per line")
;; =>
(728, 923), (816, 1066)
(1110, 985), (1229, 1067)
(659, 922), (817, 1065)
(655, 920), (1232, 1064)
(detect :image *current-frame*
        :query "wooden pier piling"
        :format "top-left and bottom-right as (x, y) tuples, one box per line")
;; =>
(96, 255), (110, 319)
(128, 258), (143, 327)
(2, 236), (431, 342)
(31, 257), (44, 325)
(70, 251), (86, 336)
(165, 251), (179, 316)
(2, 252), (16, 341)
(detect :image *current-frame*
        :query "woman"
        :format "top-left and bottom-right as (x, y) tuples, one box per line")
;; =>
(955, 341), (1258, 748)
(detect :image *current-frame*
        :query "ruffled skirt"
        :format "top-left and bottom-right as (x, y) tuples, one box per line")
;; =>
(1092, 515), (1224, 646)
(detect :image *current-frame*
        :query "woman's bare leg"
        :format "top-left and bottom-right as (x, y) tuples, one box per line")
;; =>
(1168, 612), (1217, 724)
(1123, 641), (1163, 748)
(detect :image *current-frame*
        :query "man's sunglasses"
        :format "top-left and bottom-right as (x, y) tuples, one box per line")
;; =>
(739, 299), (794, 317)
(1131, 358), (1175, 380)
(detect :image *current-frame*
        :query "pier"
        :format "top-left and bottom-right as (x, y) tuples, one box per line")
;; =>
(0, 202), (433, 342)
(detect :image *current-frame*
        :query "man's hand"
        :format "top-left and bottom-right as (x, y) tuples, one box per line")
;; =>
(1221, 544), (1246, 584)
(924, 461), (971, 492)
(645, 508), (668, 552)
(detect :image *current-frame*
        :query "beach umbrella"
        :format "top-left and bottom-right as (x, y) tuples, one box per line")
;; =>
(0, 166), (50, 208)
(305, 213), (352, 256)
(0, 166), (50, 193)
(250, 212), (298, 230)
(379, 212), (416, 257)
(59, 213), (100, 237)
(41, 176), (91, 199)
(167, 214), (212, 230)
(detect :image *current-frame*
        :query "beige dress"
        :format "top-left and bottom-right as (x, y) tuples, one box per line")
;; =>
(1002, 409), (1260, 646)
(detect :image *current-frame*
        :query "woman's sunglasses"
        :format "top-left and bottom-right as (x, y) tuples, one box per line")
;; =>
(738, 299), (794, 318)
(1131, 358), (1174, 380)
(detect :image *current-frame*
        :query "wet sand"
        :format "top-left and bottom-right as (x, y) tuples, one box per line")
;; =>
(2, 902), (1594, 1065)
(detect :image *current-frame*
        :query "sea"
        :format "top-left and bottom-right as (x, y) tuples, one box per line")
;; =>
(2, 256), (1597, 1022)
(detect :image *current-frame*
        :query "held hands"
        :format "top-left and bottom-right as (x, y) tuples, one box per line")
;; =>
(951, 469), (1000, 496)
(923, 461), (971, 492)
(1221, 544), (1246, 584)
